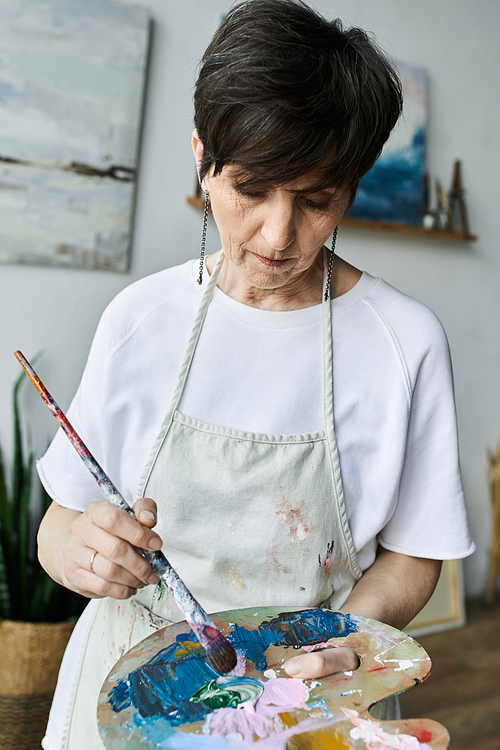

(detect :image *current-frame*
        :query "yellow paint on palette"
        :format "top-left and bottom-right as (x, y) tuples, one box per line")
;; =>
(277, 711), (300, 729)
(173, 638), (203, 660)
(287, 726), (353, 750)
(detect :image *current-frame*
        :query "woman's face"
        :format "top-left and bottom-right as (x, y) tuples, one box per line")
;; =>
(193, 134), (349, 300)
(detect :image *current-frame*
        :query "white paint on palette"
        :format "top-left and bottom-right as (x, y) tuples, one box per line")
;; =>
(0, 0), (150, 271)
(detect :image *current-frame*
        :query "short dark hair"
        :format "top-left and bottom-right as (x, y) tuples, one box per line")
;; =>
(194, 0), (402, 202)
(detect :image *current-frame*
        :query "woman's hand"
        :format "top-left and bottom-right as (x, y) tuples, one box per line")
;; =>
(284, 645), (359, 679)
(284, 549), (441, 680)
(38, 498), (162, 600)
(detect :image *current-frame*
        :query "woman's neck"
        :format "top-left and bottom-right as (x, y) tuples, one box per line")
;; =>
(205, 250), (362, 311)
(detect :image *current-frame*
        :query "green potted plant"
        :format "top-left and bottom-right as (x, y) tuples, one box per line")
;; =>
(0, 370), (86, 750)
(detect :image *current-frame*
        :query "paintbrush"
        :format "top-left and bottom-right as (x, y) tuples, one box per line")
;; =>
(15, 350), (237, 674)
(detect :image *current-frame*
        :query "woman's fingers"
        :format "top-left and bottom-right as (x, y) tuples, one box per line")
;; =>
(133, 497), (158, 529)
(73, 565), (139, 600)
(78, 538), (151, 588)
(61, 500), (162, 597)
(86, 500), (162, 551)
(79, 521), (159, 585)
(284, 646), (359, 679)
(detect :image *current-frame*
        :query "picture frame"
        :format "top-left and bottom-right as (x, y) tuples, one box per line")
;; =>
(0, 0), (150, 271)
(345, 61), (427, 228)
(406, 559), (466, 637)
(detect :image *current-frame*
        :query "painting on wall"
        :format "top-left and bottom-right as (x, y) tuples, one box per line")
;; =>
(0, 0), (150, 272)
(345, 61), (427, 227)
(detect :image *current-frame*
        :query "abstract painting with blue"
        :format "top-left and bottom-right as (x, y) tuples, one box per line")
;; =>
(345, 61), (427, 227)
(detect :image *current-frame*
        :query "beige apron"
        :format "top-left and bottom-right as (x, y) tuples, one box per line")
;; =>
(59, 250), (396, 750)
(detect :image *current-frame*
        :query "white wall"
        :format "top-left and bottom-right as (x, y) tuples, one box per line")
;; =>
(1, 0), (498, 598)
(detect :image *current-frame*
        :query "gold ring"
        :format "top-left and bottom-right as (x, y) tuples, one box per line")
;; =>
(90, 550), (98, 573)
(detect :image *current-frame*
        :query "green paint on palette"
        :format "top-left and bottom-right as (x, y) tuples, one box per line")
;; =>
(190, 676), (263, 709)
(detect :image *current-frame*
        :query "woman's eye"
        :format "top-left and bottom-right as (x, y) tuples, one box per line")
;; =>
(303, 197), (332, 211)
(235, 187), (268, 200)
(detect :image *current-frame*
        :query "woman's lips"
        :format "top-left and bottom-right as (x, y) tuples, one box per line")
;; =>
(252, 253), (292, 268)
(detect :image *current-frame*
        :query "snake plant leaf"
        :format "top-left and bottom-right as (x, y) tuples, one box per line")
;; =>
(18, 452), (34, 604)
(0, 443), (12, 541)
(30, 567), (56, 620)
(0, 443), (12, 618)
(12, 369), (26, 528)
(0, 361), (86, 622)
(0, 528), (12, 619)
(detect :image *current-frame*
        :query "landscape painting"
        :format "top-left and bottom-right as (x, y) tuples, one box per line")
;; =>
(0, 0), (150, 271)
(345, 61), (427, 227)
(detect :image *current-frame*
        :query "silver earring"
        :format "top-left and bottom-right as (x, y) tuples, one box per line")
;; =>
(198, 192), (210, 285)
(324, 225), (338, 302)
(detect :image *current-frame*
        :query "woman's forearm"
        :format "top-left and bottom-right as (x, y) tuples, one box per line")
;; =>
(37, 501), (82, 586)
(339, 547), (442, 630)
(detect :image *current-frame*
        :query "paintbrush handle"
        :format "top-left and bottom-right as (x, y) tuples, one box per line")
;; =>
(14, 351), (224, 641)
(14, 351), (125, 505)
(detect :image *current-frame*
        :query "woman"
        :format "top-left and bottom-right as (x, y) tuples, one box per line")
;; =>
(37, 1), (474, 747)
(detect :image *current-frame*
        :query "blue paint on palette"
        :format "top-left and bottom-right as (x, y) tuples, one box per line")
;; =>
(228, 608), (358, 670)
(109, 631), (219, 725)
(260, 608), (358, 648)
(346, 125), (426, 226)
(124, 714), (239, 749)
(108, 609), (358, 731)
(157, 734), (239, 749)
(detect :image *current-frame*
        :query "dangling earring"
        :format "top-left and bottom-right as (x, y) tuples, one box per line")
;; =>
(198, 191), (210, 285)
(324, 225), (338, 302)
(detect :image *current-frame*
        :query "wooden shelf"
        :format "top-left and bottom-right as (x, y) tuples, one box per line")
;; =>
(340, 216), (477, 242)
(186, 197), (477, 242)
(187, 196), (206, 209)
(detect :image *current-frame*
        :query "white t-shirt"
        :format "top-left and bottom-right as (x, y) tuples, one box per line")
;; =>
(38, 257), (475, 749)
(38, 258), (474, 571)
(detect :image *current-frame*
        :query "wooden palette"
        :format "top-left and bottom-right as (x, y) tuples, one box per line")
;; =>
(97, 606), (450, 749)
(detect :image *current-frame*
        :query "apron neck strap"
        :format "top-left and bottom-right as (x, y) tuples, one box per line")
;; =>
(171, 247), (334, 420)
(321, 246), (335, 432)
(168, 251), (225, 410)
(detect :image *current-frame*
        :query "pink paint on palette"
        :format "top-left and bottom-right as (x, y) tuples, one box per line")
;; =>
(343, 708), (433, 750)
(208, 678), (310, 744)
(230, 649), (248, 677)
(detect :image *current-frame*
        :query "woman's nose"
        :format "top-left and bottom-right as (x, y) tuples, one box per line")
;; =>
(260, 197), (295, 251)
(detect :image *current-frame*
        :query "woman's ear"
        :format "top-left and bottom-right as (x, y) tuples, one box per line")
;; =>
(191, 129), (205, 189)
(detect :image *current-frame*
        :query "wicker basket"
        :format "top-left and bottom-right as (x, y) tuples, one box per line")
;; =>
(0, 619), (75, 750)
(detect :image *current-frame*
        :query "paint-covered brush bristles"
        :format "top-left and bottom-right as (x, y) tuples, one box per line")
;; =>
(14, 349), (237, 675)
(202, 625), (238, 674)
